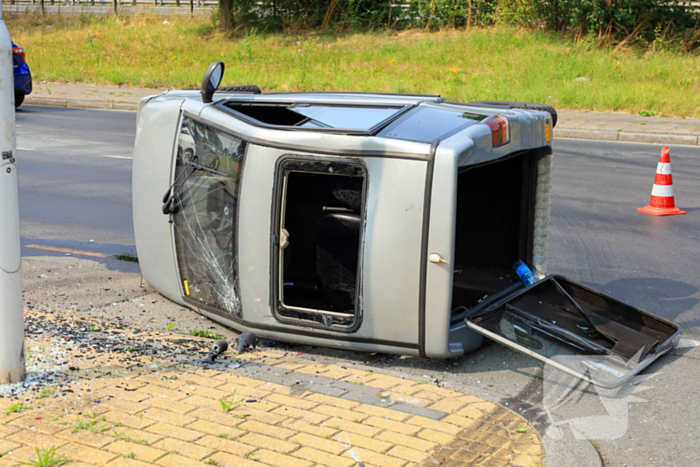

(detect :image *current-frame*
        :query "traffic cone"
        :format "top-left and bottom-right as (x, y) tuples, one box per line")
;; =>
(638, 146), (686, 216)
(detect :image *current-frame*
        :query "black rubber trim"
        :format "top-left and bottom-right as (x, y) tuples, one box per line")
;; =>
(463, 101), (558, 127)
(269, 155), (367, 333)
(418, 139), (441, 358)
(183, 296), (419, 349)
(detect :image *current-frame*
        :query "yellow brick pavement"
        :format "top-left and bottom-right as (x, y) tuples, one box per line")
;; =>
(0, 311), (544, 467)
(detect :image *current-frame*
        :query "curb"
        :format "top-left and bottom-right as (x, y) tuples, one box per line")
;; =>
(23, 97), (700, 147)
(554, 128), (700, 146)
(24, 97), (138, 112)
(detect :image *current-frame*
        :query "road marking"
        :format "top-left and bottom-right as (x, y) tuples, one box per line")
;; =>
(17, 147), (34, 151)
(25, 244), (108, 258)
(103, 155), (133, 160)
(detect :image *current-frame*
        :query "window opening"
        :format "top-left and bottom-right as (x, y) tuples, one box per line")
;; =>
(275, 159), (366, 329)
(223, 102), (407, 131)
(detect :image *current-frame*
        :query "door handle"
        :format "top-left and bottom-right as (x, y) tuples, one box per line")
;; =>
(280, 229), (290, 250)
(429, 253), (450, 265)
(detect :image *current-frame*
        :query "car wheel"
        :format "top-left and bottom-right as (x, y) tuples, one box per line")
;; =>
(184, 148), (195, 163)
(466, 101), (558, 127)
(14, 90), (24, 109)
(218, 85), (262, 94)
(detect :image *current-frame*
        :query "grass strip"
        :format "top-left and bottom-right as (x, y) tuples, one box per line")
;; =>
(6, 14), (700, 117)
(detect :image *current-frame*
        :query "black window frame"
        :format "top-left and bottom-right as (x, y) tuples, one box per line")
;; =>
(270, 155), (368, 332)
(216, 100), (415, 136)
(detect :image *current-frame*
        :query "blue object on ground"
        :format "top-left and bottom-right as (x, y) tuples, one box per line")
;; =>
(513, 260), (536, 286)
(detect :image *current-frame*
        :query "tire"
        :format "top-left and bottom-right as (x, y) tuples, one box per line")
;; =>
(186, 85), (262, 94)
(218, 85), (262, 94)
(14, 90), (25, 109)
(466, 101), (558, 127)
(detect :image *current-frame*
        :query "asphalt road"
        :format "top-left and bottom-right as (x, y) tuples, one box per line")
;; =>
(14, 105), (700, 467)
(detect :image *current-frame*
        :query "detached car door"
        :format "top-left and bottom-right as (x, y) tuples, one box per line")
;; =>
(466, 275), (680, 388)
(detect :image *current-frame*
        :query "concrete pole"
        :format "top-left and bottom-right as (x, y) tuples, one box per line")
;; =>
(0, 2), (26, 385)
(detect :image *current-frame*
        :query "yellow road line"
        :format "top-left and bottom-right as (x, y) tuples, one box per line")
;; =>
(24, 244), (108, 258)
(103, 155), (133, 160)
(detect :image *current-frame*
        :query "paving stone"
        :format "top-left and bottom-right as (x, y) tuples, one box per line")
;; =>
(321, 418), (383, 437)
(104, 439), (167, 463)
(156, 437), (216, 460)
(204, 451), (267, 467)
(7, 415), (62, 434)
(215, 373), (266, 388)
(416, 428), (457, 444)
(299, 382), (348, 397)
(265, 393), (319, 410)
(313, 404), (368, 422)
(333, 431), (393, 453)
(341, 446), (407, 467)
(105, 458), (152, 467)
(185, 419), (245, 439)
(289, 432), (346, 455)
(363, 417), (421, 436)
(377, 430), (436, 452)
(144, 423), (203, 442)
(112, 426), (165, 445)
(305, 392), (358, 410)
(0, 439), (22, 454)
(329, 380), (382, 395)
(390, 403), (447, 420)
(385, 445), (430, 463)
(195, 435), (256, 456)
(7, 431), (67, 449)
(280, 419), (339, 438)
(140, 407), (196, 426)
(253, 448), (313, 467)
(238, 432), (297, 453)
(57, 442), (118, 465)
(293, 447), (355, 467)
(354, 404), (411, 422)
(154, 453), (202, 467)
(55, 428), (115, 449)
(147, 396), (197, 414)
(232, 364), (266, 377)
(237, 420), (296, 440)
(251, 372), (301, 387)
(340, 391), (397, 408)
(272, 405), (330, 425)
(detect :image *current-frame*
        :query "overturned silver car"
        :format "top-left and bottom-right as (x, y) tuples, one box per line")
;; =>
(133, 63), (679, 388)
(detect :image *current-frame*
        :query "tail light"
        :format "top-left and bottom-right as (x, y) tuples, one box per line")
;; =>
(486, 116), (509, 148)
(13, 47), (26, 62)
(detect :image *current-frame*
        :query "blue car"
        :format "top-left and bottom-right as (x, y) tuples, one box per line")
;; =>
(12, 41), (32, 109)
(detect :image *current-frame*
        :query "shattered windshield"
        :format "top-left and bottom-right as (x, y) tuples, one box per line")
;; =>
(172, 116), (246, 316)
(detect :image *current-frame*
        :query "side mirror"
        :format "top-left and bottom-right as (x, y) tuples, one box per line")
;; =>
(201, 61), (225, 104)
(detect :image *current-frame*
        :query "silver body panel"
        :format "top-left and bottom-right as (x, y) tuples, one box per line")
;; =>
(133, 90), (553, 358)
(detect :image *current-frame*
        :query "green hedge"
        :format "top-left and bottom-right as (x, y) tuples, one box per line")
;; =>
(218, 0), (700, 48)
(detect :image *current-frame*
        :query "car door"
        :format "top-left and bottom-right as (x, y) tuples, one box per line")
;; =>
(466, 275), (681, 388)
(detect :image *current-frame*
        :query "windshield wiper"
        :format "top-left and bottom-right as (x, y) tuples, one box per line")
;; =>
(505, 304), (613, 355)
(162, 156), (230, 215)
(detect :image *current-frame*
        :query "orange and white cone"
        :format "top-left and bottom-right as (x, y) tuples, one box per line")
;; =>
(638, 146), (686, 216)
